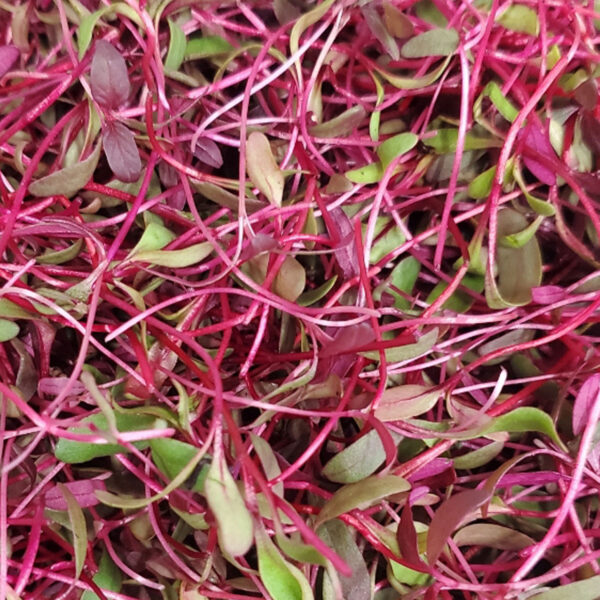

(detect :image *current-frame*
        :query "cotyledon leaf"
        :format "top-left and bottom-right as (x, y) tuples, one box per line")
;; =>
(59, 483), (88, 579)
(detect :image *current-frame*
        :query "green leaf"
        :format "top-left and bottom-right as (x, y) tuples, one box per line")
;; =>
(289, 0), (335, 68)
(309, 105), (366, 138)
(375, 385), (441, 422)
(29, 141), (102, 198)
(251, 434), (283, 497)
(374, 56), (451, 90)
(77, 4), (143, 58)
(297, 276), (338, 307)
(426, 272), (484, 313)
(474, 82), (519, 123)
(81, 550), (122, 600)
(275, 533), (328, 567)
(54, 412), (156, 463)
(246, 132), (284, 207)
(483, 407), (565, 450)
(185, 35), (234, 59)
(0, 298), (34, 319)
(415, 0), (448, 26)
(467, 166), (496, 199)
(37, 239), (84, 265)
(529, 576), (600, 600)
(129, 222), (176, 255)
(316, 475), (410, 525)
(389, 256), (421, 309)
(377, 132), (418, 169)
(401, 28), (459, 58)
(360, 327), (438, 362)
(131, 242), (213, 268)
(345, 162), (383, 184)
(0, 319), (20, 342)
(204, 453), (254, 556)
(165, 19), (186, 71)
(423, 128), (501, 153)
(59, 483), (88, 578)
(496, 4), (540, 36)
(150, 438), (208, 492)
(367, 217), (406, 264)
(322, 429), (386, 483)
(486, 208), (542, 307)
(500, 215), (544, 249)
(453, 440), (504, 470)
(256, 526), (313, 600)
(513, 165), (556, 216)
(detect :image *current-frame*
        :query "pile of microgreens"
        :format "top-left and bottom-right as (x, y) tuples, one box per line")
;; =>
(1, 0), (600, 599)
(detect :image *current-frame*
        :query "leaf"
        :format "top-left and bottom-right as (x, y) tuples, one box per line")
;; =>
(383, 3), (414, 39)
(529, 576), (600, 600)
(165, 19), (186, 71)
(54, 412), (156, 463)
(251, 434), (283, 497)
(129, 222), (176, 255)
(401, 28), (459, 58)
(77, 4), (143, 59)
(297, 276), (338, 306)
(377, 132), (419, 169)
(81, 550), (122, 600)
(193, 137), (223, 169)
(316, 475), (410, 525)
(367, 217), (406, 264)
(59, 483), (88, 578)
(474, 82), (519, 123)
(453, 524), (534, 551)
(246, 132), (284, 207)
(104, 122), (141, 183)
(322, 429), (386, 483)
(362, 4), (399, 60)
(37, 239), (84, 264)
(468, 166), (496, 199)
(483, 407), (565, 450)
(426, 487), (491, 563)
(289, 0), (336, 69)
(45, 479), (106, 510)
(319, 520), (370, 600)
(374, 55), (452, 90)
(256, 526), (313, 600)
(274, 0), (301, 25)
(29, 141), (102, 198)
(309, 105), (366, 138)
(453, 441), (504, 470)
(244, 253), (306, 302)
(389, 256), (421, 309)
(131, 242), (213, 268)
(519, 123), (557, 186)
(423, 128), (501, 153)
(360, 327), (438, 362)
(415, 0), (448, 26)
(0, 45), (19, 79)
(496, 4), (540, 36)
(90, 40), (130, 110)
(275, 533), (328, 567)
(573, 375), (600, 436)
(345, 162), (383, 184)
(486, 208), (542, 307)
(375, 385), (442, 422)
(427, 272), (485, 313)
(184, 35), (234, 59)
(0, 319), (19, 342)
(150, 438), (208, 493)
(204, 453), (253, 556)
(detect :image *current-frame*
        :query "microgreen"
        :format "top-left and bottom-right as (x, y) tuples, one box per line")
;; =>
(2, 1), (600, 598)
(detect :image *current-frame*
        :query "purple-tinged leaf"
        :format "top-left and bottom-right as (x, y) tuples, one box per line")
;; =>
(580, 111), (600, 155)
(426, 487), (491, 564)
(330, 207), (359, 279)
(397, 504), (427, 568)
(0, 45), (19, 80)
(246, 132), (284, 206)
(91, 40), (130, 110)
(193, 137), (223, 169)
(104, 121), (141, 183)
(45, 479), (106, 510)
(573, 374), (600, 436)
(574, 78), (598, 111)
(453, 524), (534, 551)
(531, 285), (566, 304)
(519, 123), (557, 185)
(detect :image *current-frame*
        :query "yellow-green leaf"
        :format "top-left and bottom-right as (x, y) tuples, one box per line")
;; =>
(496, 4), (539, 36)
(401, 28), (459, 58)
(375, 385), (441, 421)
(246, 132), (284, 207)
(131, 242), (213, 268)
(0, 319), (19, 342)
(59, 483), (88, 578)
(360, 327), (438, 362)
(165, 19), (186, 71)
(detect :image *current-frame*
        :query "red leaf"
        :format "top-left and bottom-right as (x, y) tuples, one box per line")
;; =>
(193, 137), (223, 169)
(0, 45), (19, 80)
(397, 504), (427, 568)
(91, 40), (131, 110)
(573, 374), (600, 435)
(426, 487), (491, 564)
(104, 121), (142, 183)
(45, 479), (106, 510)
(519, 123), (557, 185)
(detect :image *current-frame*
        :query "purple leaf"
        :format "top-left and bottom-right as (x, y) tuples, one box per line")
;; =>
(104, 121), (142, 183)
(573, 374), (600, 435)
(330, 207), (359, 279)
(519, 122), (557, 185)
(91, 40), (131, 110)
(531, 285), (566, 304)
(581, 111), (600, 155)
(397, 504), (428, 568)
(0, 45), (19, 80)
(45, 479), (106, 510)
(426, 487), (491, 564)
(193, 137), (223, 169)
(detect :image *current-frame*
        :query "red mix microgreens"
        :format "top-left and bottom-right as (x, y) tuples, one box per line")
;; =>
(2, 0), (600, 598)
